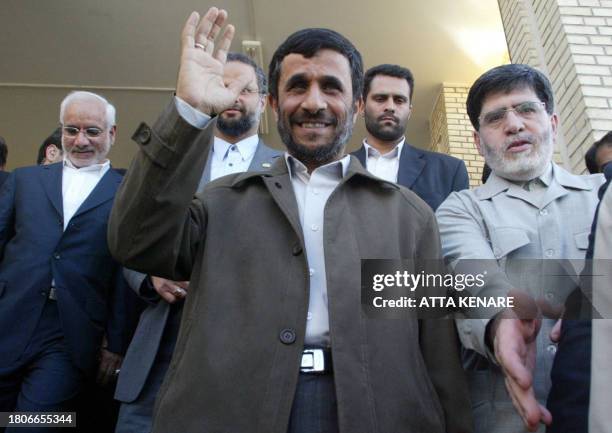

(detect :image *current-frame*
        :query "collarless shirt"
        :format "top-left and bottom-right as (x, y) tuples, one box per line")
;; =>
(363, 138), (405, 183)
(62, 158), (110, 230)
(285, 153), (350, 347)
(210, 134), (259, 180)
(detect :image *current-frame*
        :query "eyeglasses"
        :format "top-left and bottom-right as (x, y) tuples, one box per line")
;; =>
(62, 126), (104, 138)
(479, 101), (547, 128)
(239, 87), (264, 96)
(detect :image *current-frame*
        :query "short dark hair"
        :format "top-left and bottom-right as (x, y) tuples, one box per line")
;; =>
(37, 127), (62, 165)
(0, 136), (7, 168)
(466, 64), (555, 131)
(226, 52), (268, 94)
(363, 64), (415, 103)
(585, 144), (599, 174)
(268, 28), (363, 103)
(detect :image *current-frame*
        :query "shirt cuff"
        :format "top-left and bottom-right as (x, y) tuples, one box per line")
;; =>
(175, 96), (211, 129)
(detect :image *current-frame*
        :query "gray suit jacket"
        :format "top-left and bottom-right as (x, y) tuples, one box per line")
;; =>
(115, 136), (281, 403)
(436, 164), (604, 433)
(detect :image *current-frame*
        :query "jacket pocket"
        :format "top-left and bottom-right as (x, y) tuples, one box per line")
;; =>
(489, 227), (531, 258)
(574, 230), (590, 250)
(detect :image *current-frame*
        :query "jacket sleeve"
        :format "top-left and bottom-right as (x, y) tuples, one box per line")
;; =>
(417, 211), (474, 433)
(435, 191), (514, 358)
(107, 99), (215, 281)
(0, 172), (16, 258)
(105, 266), (146, 355)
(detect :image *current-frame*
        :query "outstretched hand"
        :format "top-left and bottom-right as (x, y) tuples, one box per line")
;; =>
(491, 305), (552, 431)
(176, 8), (250, 115)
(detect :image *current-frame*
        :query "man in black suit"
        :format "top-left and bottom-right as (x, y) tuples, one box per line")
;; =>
(353, 64), (469, 209)
(0, 91), (133, 428)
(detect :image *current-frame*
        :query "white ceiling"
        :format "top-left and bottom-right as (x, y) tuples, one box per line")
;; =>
(0, 0), (508, 168)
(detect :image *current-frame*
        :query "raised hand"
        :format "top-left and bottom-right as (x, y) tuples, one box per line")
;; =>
(176, 8), (250, 115)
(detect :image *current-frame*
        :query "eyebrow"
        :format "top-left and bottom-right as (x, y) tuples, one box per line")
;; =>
(284, 74), (346, 92)
(371, 92), (408, 100)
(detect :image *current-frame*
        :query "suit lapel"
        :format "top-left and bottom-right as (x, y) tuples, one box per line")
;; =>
(41, 163), (64, 218)
(248, 139), (278, 171)
(353, 145), (367, 168)
(72, 168), (122, 219)
(397, 143), (426, 189)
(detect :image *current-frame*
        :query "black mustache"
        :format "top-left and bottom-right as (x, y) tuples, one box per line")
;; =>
(290, 112), (337, 125)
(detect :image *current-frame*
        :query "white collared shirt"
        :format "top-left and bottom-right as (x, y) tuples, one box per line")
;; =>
(210, 134), (259, 180)
(363, 138), (405, 183)
(62, 158), (110, 230)
(285, 153), (350, 346)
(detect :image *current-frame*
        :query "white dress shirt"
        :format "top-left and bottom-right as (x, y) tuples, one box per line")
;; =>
(62, 158), (110, 230)
(286, 154), (350, 347)
(210, 135), (259, 180)
(363, 138), (404, 183)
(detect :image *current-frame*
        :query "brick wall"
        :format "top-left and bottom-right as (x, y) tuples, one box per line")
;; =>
(498, 0), (612, 173)
(430, 83), (485, 187)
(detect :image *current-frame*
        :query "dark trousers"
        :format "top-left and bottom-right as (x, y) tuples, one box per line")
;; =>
(0, 302), (84, 433)
(547, 320), (591, 433)
(287, 373), (339, 433)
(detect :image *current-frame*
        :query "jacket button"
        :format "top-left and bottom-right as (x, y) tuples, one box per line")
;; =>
(292, 244), (303, 256)
(53, 252), (61, 260)
(279, 328), (296, 345)
(132, 123), (152, 145)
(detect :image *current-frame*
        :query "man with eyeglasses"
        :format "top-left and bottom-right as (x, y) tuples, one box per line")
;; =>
(114, 52), (280, 433)
(436, 64), (604, 433)
(0, 91), (134, 426)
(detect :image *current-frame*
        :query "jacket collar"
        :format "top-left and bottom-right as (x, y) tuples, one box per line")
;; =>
(230, 152), (399, 190)
(475, 162), (596, 201)
(41, 162), (123, 219)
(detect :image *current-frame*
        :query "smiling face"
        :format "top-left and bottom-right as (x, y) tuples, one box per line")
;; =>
(216, 61), (265, 141)
(269, 49), (361, 169)
(364, 74), (412, 144)
(61, 97), (115, 168)
(474, 87), (557, 181)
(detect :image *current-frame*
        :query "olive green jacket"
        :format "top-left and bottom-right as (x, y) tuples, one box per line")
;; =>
(108, 100), (473, 433)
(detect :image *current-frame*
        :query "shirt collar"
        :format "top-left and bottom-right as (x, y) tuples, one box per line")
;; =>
(363, 137), (405, 158)
(63, 157), (110, 173)
(213, 134), (259, 161)
(284, 153), (350, 183)
(476, 162), (596, 200)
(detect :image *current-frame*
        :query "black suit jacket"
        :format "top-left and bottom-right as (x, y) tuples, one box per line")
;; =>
(0, 162), (135, 373)
(353, 142), (470, 210)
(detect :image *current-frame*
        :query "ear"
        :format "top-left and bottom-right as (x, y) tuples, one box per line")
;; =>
(353, 97), (364, 123)
(473, 130), (484, 157)
(109, 125), (117, 146)
(268, 94), (279, 122)
(550, 112), (559, 143)
(259, 94), (267, 112)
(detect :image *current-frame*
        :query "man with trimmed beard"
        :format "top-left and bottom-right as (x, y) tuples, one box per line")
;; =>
(436, 64), (605, 433)
(353, 64), (469, 210)
(108, 7), (471, 433)
(114, 52), (280, 433)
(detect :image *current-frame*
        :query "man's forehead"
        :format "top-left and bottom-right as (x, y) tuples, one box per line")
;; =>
(279, 49), (352, 82)
(369, 75), (410, 96)
(481, 86), (539, 109)
(64, 98), (106, 119)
